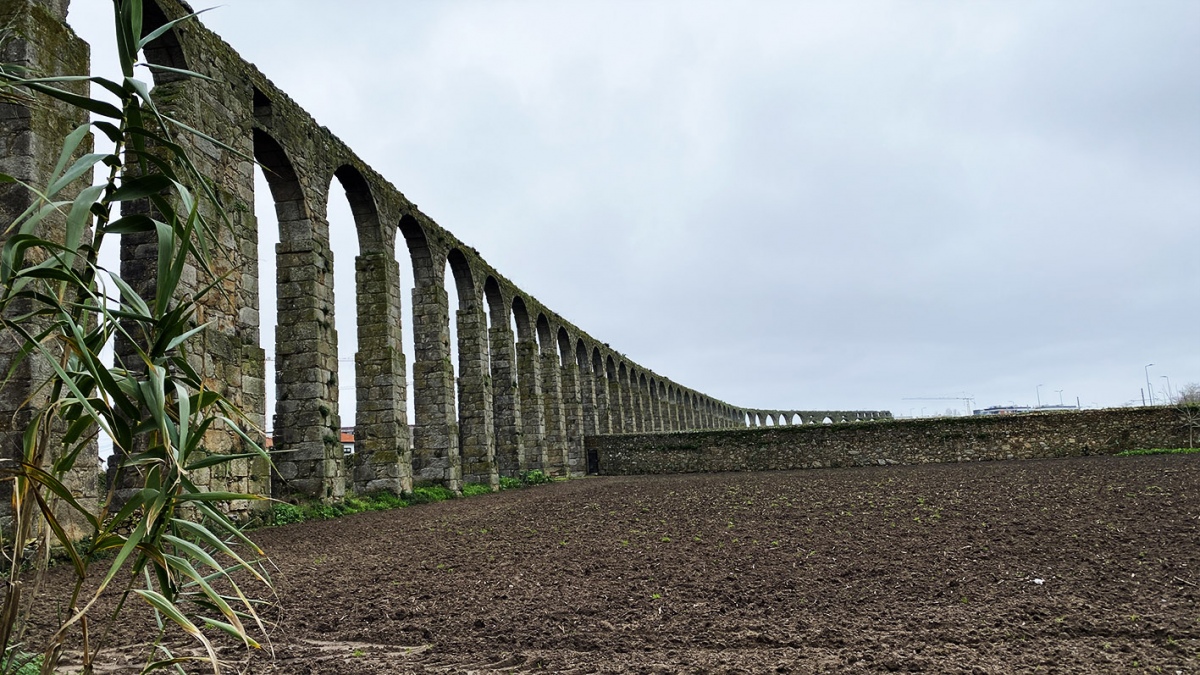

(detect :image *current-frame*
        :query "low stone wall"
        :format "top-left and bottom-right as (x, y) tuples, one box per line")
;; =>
(586, 407), (1195, 475)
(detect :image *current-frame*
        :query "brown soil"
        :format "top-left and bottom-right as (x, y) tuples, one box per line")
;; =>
(49, 455), (1200, 673)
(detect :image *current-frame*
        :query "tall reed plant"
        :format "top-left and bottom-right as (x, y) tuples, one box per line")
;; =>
(0, 2), (271, 672)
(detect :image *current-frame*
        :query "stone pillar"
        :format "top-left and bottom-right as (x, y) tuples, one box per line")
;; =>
(0, 0), (98, 537)
(560, 361), (584, 476)
(489, 324), (522, 476)
(516, 339), (545, 471)
(540, 347), (567, 476)
(621, 376), (636, 433)
(609, 375), (624, 433)
(658, 389), (669, 432)
(457, 302), (496, 489)
(579, 360), (597, 436)
(273, 240), (343, 501)
(631, 381), (645, 432)
(648, 384), (662, 432)
(350, 253), (410, 494)
(410, 280), (461, 491)
(593, 370), (611, 435)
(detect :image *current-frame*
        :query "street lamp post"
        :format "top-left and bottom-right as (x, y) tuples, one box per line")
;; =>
(1036, 384), (1043, 407)
(1145, 364), (1155, 406)
(1162, 375), (1174, 403)
(1055, 389), (1064, 406)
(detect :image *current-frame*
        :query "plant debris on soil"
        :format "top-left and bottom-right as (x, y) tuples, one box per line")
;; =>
(46, 454), (1200, 673)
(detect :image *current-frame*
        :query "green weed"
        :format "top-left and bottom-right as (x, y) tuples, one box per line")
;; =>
(409, 486), (456, 504)
(462, 483), (492, 497)
(272, 502), (305, 525)
(520, 469), (553, 486)
(1116, 448), (1200, 456)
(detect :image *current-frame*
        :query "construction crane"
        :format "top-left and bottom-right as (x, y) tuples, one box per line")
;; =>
(902, 394), (976, 417)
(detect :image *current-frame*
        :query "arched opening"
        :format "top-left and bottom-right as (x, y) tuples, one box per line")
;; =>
(513, 297), (544, 472)
(557, 327), (582, 476)
(445, 251), (469, 430)
(512, 296), (532, 341)
(393, 232), (415, 428)
(629, 368), (643, 433)
(254, 128), (342, 499)
(329, 166), (379, 452)
(792, 412), (802, 425)
(448, 249), (494, 488)
(400, 216), (458, 489)
(536, 314), (566, 475)
(140, 2), (189, 86)
(485, 277), (519, 477)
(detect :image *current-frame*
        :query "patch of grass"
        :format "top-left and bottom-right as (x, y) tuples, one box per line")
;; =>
(462, 483), (492, 497)
(1116, 448), (1200, 457)
(409, 486), (456, 504)
(271, 502), (305, 525)
(2, 650), (43, 675)
(520, 469), (553, 486)
(269, 491), (410, 526)
(269, 472), (553, 528)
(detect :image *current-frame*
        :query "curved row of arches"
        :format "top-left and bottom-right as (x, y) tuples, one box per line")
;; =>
(741, 410), (893, 427)
(73, 1), (888, 503)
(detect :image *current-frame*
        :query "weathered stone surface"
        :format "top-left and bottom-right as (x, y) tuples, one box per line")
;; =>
(0, 0), (98, 538)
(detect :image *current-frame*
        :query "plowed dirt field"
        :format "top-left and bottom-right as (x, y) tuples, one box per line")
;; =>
(55, 454), (1200, 673)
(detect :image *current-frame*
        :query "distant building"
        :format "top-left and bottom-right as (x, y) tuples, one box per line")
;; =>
(973, 405), (1078, 416)
(263, 428), (356, 455)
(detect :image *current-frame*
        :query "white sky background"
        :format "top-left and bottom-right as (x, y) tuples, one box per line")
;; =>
(69, 0), (1199, 425)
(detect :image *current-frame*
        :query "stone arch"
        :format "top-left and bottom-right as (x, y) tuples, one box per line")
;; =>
(333, 165), (382, 251)
(331, 165), (409, 495)
(536, 314), (554, 355)
(592, 347), (610, 434)
(536, 315), (567, 474)
(628, 367), (643, 433)
(617, 362), (632, 433)
(398, 215), (436, 285)
(557, 328), (584, 476)
(447, 249), (494, 488)
(575, 339), (596, 436)
(141, 1), (190, 85)
(663, 386), (673, 431)
(483, 277), (506, 326)
(446, 249), (477, 307)
(673, 387), (684, 431)
(512, 297), (544, 471)
(253, 129), (311, 239)
(400, 216), (459, 490)
(251, 129), (340, 499)
(604, 355), (622, 433)
(511, 296), (533, 342)
(485, 277), (521, 477)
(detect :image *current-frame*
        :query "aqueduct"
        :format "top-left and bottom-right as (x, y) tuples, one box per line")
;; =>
(0, 0), (889, 511)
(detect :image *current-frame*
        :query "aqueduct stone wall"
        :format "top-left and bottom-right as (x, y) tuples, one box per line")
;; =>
(1, 0), (890, 509)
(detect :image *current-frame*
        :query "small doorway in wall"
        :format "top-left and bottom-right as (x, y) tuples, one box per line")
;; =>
(586, 447), (600, 475)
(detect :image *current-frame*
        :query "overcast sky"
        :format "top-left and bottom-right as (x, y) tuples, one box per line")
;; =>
(69, 1), (1199, 424)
